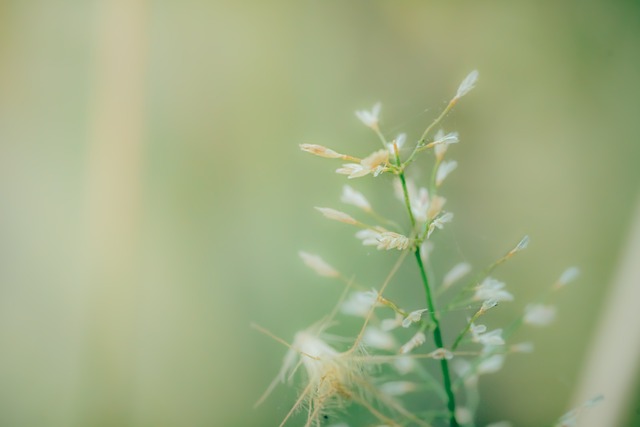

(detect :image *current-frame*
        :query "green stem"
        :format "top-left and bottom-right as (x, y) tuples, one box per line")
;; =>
(396, 143), (458, 427)
(414, 250), (459, 427)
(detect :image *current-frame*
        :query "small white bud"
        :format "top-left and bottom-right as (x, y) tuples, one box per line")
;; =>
(355, 102), (381, 128)
(299, 143), (344, 159)
(402, 308), (429, 328)
(381, 313), (403, 331)
(475, 328), (505, 347)
(336, 163), (369, 179)
(477, 354), (505, 374)
(508, 235), (530, 256)
(480, 299), (499, 312)
(340, 291), (379, 317)
(524, 304), (557, 326)
(442, 262), (472, 290)
(510, 342), (534, 353)
(436, 160), (458, 186)
(474, 277), (514, 303)
(315, 207), (357, 225)
(455, 70), (479, 99)
(341, 185), (371, 211)
(557, 266), (580, 288)
(298, 251), (339, 278)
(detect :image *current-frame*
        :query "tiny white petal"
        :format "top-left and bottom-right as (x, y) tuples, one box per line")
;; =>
(427, 212), (454, 238)
(356, 228), (386, 246)
(298, 251), (339, 278)
(481, 299), (499, 312)
(363, 326), (396, 350)
(336, 163), (369, 179)
(355, 102), (382, 128)
(474, 328), (505, 347)
(299, 143), (344, 159)
(557, 266), (580, 287)
(455, 70), (479, 99)
(341, 185), (371, 211)
(509, 235), (530, 255)
(510, 342), (534, 353)
(426, 195), (446, 221)
(315, 207), (357, 225)
(387, 133), (407, 159)
(474, 277), (514, 303)
(524, 304), (557, 326)
(436, 160), (458, 186)
(442, 262), (472, 290)
(341, 291), (379, 317)
(478, 354), (505, 374)
(381, 313), (403, 331)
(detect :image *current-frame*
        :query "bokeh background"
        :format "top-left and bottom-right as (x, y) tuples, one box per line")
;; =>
(1, 1), (639, 426)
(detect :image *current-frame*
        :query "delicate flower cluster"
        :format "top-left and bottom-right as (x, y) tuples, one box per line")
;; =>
(255, 70), (583, 427)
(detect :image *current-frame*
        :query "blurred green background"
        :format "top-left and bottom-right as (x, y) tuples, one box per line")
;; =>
(1, 0), (640, 426)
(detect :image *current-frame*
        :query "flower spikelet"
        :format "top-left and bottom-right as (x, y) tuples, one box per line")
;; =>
(299, 143), (344, 159)
(376, 232), (411, 251)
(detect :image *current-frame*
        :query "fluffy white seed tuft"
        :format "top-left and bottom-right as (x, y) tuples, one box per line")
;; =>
(557, 266), (580, 288)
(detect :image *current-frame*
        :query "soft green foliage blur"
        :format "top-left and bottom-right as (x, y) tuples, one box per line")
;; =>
(1, 1), (640, 426)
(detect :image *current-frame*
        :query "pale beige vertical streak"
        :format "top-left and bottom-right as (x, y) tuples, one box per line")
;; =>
(83, 0), (148, 425)
(572, 198), (640, 427)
